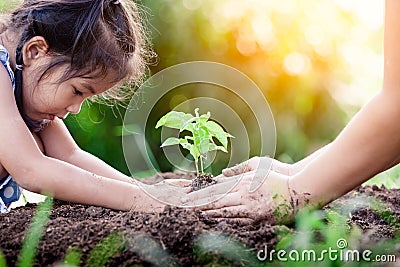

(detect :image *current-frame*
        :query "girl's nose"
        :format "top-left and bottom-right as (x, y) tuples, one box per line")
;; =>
(67, 101), (83, 114)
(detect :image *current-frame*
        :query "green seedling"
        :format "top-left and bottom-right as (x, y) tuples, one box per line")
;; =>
(156, 108), (233, 176)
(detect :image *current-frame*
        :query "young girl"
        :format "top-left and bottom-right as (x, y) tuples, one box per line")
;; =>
(184, 0), (400, 224)
(0, 0), (188, 213)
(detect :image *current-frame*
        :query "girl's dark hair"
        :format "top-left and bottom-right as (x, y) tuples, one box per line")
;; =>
(8, 0), (152, 131)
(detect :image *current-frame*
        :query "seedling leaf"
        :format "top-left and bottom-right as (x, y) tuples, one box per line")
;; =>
(156, 109), (233, 176)
(199, 112), (211, 124)
(181, 141), (192, 151)
(190, 145), (201, 160)
(161, 137), (181, 147)
(199, 126), (211, 154)
(205, 121), (232, 149)
(209, 143), (228, 153)
(155, 111), (194, 129)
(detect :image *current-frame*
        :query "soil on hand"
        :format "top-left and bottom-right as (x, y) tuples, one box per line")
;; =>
(191, 173), (217, 191)
(0, 173), (399, 266)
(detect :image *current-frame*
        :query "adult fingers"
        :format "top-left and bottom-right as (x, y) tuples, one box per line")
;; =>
(221, 157), (260, 177)
(203, 205), (251, 218)
(139, 183), (190, 205)
(214, 217), (254, 225)
(181, 179), (239, 205)
(203, 206), (276, 223)
(214, 174), (241, 184)
(222, 156), (275, 177)
(163, 179), (192, 187)
(185, 191), (243, 209)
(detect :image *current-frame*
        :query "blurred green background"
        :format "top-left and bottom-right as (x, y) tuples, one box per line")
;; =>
(2, 0), (396, 186)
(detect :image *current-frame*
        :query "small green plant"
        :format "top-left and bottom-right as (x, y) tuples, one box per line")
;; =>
(156, 108), (233, 176)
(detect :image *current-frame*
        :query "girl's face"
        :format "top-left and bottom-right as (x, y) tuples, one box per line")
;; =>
(23, 62), (117, 121)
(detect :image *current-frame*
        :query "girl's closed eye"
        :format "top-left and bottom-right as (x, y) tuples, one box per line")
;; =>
(73, 87), (83, 96)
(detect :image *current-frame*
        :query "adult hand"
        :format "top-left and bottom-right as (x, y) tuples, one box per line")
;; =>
(159, 178), (192, 187)
(222, 156), (293, 177)
(182, 170), (294, 224)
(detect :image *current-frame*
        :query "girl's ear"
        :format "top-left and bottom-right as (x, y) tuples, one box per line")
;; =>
(22, 36), (49, 67)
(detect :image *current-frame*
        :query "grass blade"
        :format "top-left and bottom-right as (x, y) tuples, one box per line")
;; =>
(63, 248), (82, 267)
(0, 250), (7, 267)
(17, 197), (53, 267)
(85, 232), (125, 267)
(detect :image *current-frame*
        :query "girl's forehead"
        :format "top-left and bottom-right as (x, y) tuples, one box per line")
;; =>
(75, 68), (120, 83)
(72, 73), (119, 94)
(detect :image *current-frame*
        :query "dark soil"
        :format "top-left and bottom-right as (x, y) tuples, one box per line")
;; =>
(191, 173), (216, 191)
(0, 173), (399, 266)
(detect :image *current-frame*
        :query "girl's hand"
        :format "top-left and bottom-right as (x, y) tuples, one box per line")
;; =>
(182, 170), (294, 224)
(222, 156), (293, 177)
(132, 179), (192, 210)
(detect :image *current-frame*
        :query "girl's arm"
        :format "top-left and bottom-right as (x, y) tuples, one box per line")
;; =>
(40, 121), (191, 188)
(39, 120), (133, 183)
(0, 70), (163, 211)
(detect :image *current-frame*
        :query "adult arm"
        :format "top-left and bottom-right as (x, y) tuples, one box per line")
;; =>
(289, 0), (400, 207)
(184, 0), (400, 223)
(220, 144), (330, 178)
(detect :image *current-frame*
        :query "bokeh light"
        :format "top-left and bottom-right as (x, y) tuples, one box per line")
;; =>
(1, 0), (385, 174)
(143, 0), (384, 166)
